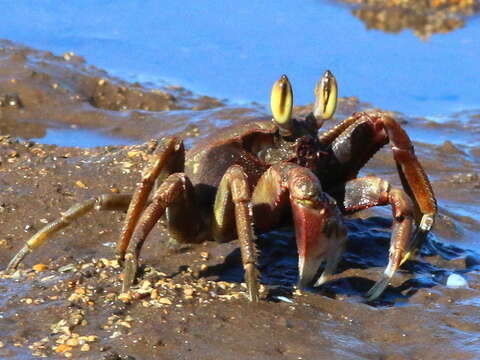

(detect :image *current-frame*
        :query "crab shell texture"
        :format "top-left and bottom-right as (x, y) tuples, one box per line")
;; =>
(185, 119), (320, 209)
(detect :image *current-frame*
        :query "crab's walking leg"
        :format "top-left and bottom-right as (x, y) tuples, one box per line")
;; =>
(321, 111), (436, 245)
(380, 114), (436, 248)
(253, 162), (347, 289)
(330, 176), (414, 300)
(122, 173), (199, 291)
(116, 137), (184, 261)
(321, 112), (437, 299)
(212, 165), (259, 302)
(122, 165), (260, 302)
(6, 194), (132, 272)
(321, 111), (437, 227)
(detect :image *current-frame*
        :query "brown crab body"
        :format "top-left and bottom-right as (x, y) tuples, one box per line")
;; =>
(184, 121), (276, 211)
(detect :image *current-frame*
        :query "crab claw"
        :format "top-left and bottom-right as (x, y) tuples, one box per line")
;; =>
(289, 178), (346, 288)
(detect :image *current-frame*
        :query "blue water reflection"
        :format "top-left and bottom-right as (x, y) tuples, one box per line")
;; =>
(32, 128), (136, 148)
(1, 0), (479, 117)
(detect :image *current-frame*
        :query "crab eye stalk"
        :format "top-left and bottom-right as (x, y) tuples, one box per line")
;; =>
(313, 70), (338, 121)
(271, 74), (293, 133)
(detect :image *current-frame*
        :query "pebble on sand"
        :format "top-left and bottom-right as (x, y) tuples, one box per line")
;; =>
(446, 273), (468, 288)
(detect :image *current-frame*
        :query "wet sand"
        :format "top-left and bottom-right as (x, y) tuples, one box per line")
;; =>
(1, 41), (480, 359)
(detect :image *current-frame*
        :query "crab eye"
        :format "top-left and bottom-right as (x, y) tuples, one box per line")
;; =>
(313, 70), (337, 121)
(271, 74), (293, 131)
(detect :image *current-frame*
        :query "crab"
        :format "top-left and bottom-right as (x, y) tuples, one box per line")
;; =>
(6, 71), (437, 301)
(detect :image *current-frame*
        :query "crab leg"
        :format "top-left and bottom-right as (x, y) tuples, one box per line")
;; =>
(116, 136), (184, 261)
(122, 164), (260, 301)
(252, 162), (347, 288)
(122, 173), (198, 291)
(6, 194), (132, 272)
(212, 165), (259, 301)
(330, 176), (415, 300)
(380, 113), (437, 230)
(321, 112), (437, 298)
(321, 111), (437, 227)
(321, 111), (436, 236)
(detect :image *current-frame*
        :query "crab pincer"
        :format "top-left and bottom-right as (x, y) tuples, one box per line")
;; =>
(289, 173), (347, 288)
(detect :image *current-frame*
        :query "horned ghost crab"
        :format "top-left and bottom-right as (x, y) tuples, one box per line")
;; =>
(6, 71), (437, 301)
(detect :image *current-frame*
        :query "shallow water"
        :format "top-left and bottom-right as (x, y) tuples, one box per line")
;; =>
(31, 128), (136, 148)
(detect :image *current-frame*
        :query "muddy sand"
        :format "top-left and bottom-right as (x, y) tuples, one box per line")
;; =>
(0, 40), (480, 359)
